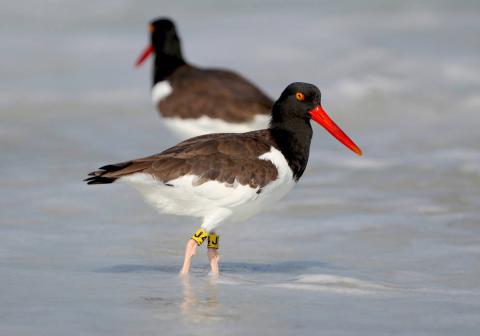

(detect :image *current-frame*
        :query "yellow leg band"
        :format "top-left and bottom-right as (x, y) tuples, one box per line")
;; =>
(191, 228), (208, 246)
(207, 233), (219, 249)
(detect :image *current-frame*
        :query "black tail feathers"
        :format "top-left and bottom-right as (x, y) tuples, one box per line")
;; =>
(84, 162), (132, 185)
(83, 176), (117, 185)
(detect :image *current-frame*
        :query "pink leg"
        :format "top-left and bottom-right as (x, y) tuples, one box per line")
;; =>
(207, 248), (219, 275)
(180, 239), (198, 275)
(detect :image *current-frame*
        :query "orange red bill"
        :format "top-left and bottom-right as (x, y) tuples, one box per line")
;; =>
(134, 45), (154, 67)
(308, 106), (362, 156)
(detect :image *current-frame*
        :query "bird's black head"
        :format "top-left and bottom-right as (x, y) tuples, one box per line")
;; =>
(148, 18), (183, 58)
(271, 82), (322, 125)
(271, 82), (362, 156)
(134, 17), (186, 83)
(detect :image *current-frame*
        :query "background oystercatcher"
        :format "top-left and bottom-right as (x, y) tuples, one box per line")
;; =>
(85, 82), (362, 274)
(135, 17), (273, 139)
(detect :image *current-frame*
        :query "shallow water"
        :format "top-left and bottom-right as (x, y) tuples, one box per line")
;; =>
(1, 1), (480, 335)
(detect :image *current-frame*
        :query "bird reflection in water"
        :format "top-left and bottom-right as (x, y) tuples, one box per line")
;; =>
(180, 274), (220, 322)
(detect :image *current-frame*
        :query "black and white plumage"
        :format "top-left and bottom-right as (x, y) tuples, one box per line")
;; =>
(135, 18), (273, 139)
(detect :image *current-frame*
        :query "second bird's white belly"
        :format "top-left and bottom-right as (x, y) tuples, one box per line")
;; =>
(163, 114), (271, 139)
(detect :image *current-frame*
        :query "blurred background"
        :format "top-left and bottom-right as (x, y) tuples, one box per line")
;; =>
(1, 1), (479, 335)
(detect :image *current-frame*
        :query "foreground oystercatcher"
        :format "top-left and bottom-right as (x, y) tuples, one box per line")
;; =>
(135, 18), (272, 139)
(85, 82), (362, 274)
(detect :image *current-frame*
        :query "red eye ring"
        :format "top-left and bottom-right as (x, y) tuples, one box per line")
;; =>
(295, 92), (305, 101)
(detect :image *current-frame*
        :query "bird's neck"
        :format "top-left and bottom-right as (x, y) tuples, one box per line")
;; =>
(153, 53), (186, 84)
(269, 118), (312, 181)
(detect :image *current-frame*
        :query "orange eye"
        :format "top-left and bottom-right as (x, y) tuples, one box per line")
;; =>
(295, 92), (305, 101)
(149, 24), (155, 33)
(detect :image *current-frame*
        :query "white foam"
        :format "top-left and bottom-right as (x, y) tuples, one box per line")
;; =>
(332, 75), (405, 99)
(272, 274), (398, 295)
(444, 64), (480, 84)
(462, 95), (480, 109)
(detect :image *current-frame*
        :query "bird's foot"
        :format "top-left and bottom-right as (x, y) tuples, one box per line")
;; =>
(207, 248), (219, 275)
(180, 239), (199, 275)
(180, 228), (208, 275)
(207, 233), (220, 275)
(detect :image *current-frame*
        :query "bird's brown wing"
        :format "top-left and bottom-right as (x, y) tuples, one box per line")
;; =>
(158, 65), (273, 123)
(85, 130), (279, 188)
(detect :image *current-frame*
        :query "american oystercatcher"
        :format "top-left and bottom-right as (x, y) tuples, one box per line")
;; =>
(134, 18), (273, 139)
(85, 82), (362, 274)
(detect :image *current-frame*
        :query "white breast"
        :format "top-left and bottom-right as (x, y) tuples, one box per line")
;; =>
(151, 81), (173, 105)
(231, 146), (296, 223)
